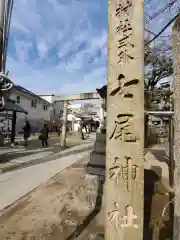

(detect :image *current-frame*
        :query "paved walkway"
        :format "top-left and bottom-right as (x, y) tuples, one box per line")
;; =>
(0, 141), (94, 211)
(0, 134), (94, 172)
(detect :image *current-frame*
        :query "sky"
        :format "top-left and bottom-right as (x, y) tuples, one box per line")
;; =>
(6, 0), (180, 95)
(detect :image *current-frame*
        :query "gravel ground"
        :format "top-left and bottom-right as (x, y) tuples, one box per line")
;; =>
(0, 156), (104, 240)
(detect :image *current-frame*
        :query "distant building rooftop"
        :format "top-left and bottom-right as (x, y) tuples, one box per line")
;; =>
(14, 85), (51, 105)
(39, 94), (55, 96)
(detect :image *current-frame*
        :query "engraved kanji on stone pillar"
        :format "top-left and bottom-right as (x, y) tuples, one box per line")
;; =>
(108, 202), (139, 230)
(121, 205), (138, 228)
(110, 74), (139, 98)
(109, 156), (138, 191)
(116, 0), (134, 66)
(106, 0), (144, 239)
(122, 157), (138, 191)
(109, 114), (137, 142)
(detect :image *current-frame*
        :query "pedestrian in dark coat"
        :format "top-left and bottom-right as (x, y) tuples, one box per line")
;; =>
(23, 120), (31, 146)
(40, 123), (49, 147)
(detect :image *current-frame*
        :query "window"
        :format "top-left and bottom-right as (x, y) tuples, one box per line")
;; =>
(43, 105), (48, 111)
(31, 99), (37, 108)
(60, 110), (63, 116)
(16, 96), (20, 103)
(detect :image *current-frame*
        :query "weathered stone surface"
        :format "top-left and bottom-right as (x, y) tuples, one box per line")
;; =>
(94, 140), (106, 154)
(94, 143), (106, 155)
(106, 0), (144, 239)
(86, 131), (106, 177)
(95, 132), (106, 144)
(89, 152), (105, 166)
(173, 15), (180, 240)
(87, 151), (105, 177)
(93, 132), (106, 154)
(86, 166), (105, 178)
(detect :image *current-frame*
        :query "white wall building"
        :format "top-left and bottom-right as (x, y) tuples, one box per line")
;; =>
(67, 113), (81, 132)
(53, 101), (65, 120)
(39, 94), (65, 121)
(39, 94), (55, 104)
(4, 86), (52, 133)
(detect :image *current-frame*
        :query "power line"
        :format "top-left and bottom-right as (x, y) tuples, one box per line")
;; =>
(145, 0), (178, 23)
(147, 13), (179, 45)
(3, 0), (14, 71)
(145, 0), (153, 5)
(145, 28), (156, 36)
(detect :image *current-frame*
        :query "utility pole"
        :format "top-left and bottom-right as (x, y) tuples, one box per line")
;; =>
(0, 0), (5, 69)
(0, 0), (6, 108)
(0, 0), (14, 109)
(60, 100), (68, 148)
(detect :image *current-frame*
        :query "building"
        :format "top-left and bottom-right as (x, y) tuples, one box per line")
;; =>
(38, 94), (55, 104)
(39, 95), (103, 124)
(68, 103), (82, 114)
(83, 102), (103, 120)
(1, 86), (52, 134)
(39, 94), (65, 121)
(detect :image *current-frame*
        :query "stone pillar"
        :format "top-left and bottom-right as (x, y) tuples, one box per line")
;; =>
(100, 99), (105, 122)
(106, 1), (144, 239)
(72, 117), (75, 135)
(11, 111), (17, 145)
(173, 15), (180, 240)
(60, 100), (68, 148)
(99, 101), (104, 130)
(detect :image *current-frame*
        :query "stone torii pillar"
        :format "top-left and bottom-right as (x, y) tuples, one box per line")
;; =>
(72, 116), (75, 135)
(106, 1), (144, 239)
(60, 100), (68, 148)
(173, 15), (180, 240)
(100, 99), (105, 128)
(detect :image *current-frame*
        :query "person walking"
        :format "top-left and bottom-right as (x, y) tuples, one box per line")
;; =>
(40, 123), (49, 148)
(57, 126), (60, 136)
(80, 121), (85, 140)
(23, 120), (31, 146)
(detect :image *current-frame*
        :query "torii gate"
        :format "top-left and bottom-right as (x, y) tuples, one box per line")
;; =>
(54, 92), (100, 101)
(53, 91), (104, 148)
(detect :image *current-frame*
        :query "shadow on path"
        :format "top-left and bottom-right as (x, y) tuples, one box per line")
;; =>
(2, 145), (93, 173)
(149, 148), (168, 165)
(143, 168), (173, 240)
(144, 169), (159, 240)
(0, 138), (93, 163)
(0, 150), (43, 163)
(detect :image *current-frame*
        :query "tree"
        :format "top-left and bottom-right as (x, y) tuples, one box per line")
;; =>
(144, 39), (173, 146)
(145, 40), (173, 93)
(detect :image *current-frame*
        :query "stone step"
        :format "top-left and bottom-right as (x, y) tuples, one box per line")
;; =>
(94, 142), (106, 154)
(95, 132), (106, 144)
(86, 166), (105, 177)
(89, 151), (105, 166)
(86, 152), (105, 177)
